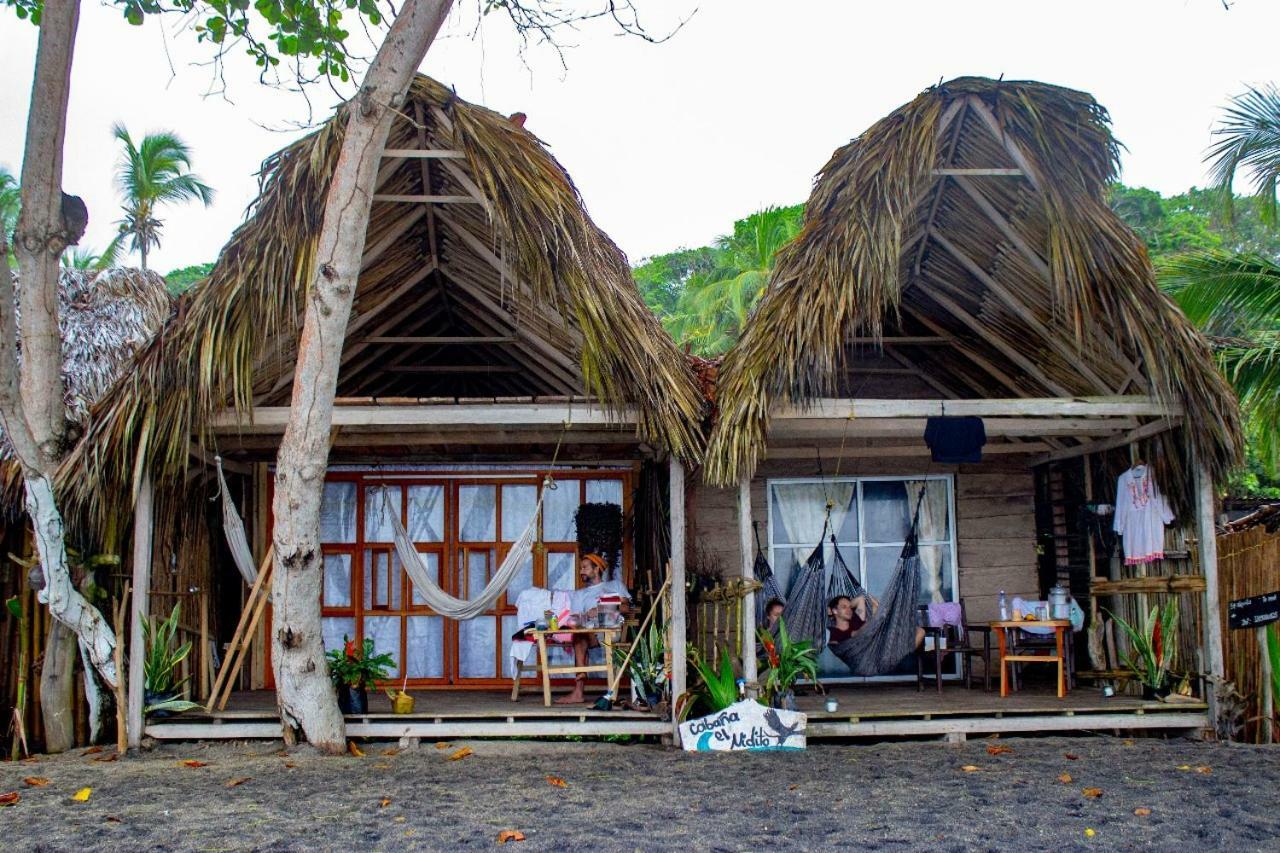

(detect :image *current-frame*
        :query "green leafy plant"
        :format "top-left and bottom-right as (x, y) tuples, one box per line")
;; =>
(614, 617), (668, 705)
(326, 636), (394, 688)
(757, 617), (818, 707)
(1268, 623), (1280, 726)
(1106, 599), (1180, 690)
(687, 644), (739, 716)
(143, 602), (200, 715)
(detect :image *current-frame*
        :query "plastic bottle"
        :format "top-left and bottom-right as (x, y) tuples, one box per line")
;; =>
(998, 590), (1008, 621)
(735, 678), (746, 701)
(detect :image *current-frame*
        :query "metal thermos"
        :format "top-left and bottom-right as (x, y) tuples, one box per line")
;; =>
(1049, 585), (1070, 620)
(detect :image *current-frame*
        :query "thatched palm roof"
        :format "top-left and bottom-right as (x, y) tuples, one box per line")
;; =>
(705, 76), (1241, 488)
(64, 75), (705, 517)
(1, 267), (171, 465)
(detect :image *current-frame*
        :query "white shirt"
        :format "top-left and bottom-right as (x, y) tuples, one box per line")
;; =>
(1113, 465), (1174, 565)
(569, 577), (631, 616)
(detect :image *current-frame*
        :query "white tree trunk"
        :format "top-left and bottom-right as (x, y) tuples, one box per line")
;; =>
(270, 0), (453, 751)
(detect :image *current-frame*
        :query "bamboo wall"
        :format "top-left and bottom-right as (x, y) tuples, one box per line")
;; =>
(1216, 523), (1280, 743)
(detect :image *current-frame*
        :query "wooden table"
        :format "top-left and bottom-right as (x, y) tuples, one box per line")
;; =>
(531, 626), (623, 707)
(991, 619), (1071, 699)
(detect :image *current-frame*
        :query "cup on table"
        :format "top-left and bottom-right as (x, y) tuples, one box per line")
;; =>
(825, 697), (838, 713)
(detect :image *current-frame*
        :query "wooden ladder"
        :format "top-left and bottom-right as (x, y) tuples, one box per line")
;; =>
(206, 547), (274, 712)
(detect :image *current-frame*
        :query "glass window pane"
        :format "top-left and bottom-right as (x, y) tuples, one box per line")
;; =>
(364, 616), (401, 679)
(585, 479), (623, 507)
(459, 616), (496, 678)
(506, 553), (534, 602)
(834, 486), (859, 542)
(862, 481), (910, 543)
(770, 482), (830, 546)
(323, 553), (352, 608)
(463, 549), (493, 599)
(542, 481), (579, 542)
(363, 549), (401, 610)
(321, 617), (355, 654)
(548, 552), (576, 592)
(863, 546), (901, 600)
(501, 484), (537, 541)
(409, 552), (440, 607)
(407, 485), (444, 542)
(320, 482), (356, 543)
(459, 485), (496, 542)
(405, 616), (443, 679)
(363, 485), (401, 543)
(501, 614), (518, 677)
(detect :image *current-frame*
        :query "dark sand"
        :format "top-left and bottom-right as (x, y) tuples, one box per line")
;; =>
(0, 735), (1276, 851)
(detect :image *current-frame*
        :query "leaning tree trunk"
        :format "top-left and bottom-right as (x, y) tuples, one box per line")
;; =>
(0, 0), (118, 696)
(270, 0), (453, 751)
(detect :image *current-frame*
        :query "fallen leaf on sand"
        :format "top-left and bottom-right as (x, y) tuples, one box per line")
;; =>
(93, 753), (119, 763)
(960, 765), (980, 773)
(394, 816), (407, 823)
(22, 778), (49, 787)
(0, 792), (19, 807)
(1195, 765), (1212, 774)
(225, 778), (251, 788)
(380, 798), (392, 808)
(1057, 772), (1073, 784)
(348, 742), (365, 758)
(1064, 753), (1080, 760)
(987, 745), (1014, 756)
(497, 830), (526, 844)
(1134, 808), (1152, 816)
(284, 762), (297, 769)
(447, 747), (473, 761)
(105, 816), (122, 823)
(1176, 764), (1192, 771)
(1082, 787), (1103, 799)
(1085, 828), (1096, 838)
(180, 760), (208, 768)
(787, 784), (799, 791)
(1122, 739), (1135, 747)
(381, 748), (401, 756)
(81, 746), (103, 756)
(545, 776), (568, 788)
(72, 788), (92, 802)
(435, 742), (452, 750)
(373, 763), (392, 770)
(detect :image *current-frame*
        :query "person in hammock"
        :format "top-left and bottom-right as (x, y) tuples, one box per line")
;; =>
(827, 594), (925, 650)
(554, 552), (632, 705)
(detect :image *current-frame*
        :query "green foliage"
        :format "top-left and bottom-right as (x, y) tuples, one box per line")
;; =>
(1108, 185), (1280, 262)
(632, 246), (716, 318)
(756, 617), (818, 706)
(165, 262), (215, 295)
(687, 644), (738, 715)
(613, 616), (668, 703)
(142, 602), (199, 714)
(1106, 599), (1179, 690)
(326, 635), (394, 687)
(1206, 84), (1280, 225)
(1268, 623), (1279, 722)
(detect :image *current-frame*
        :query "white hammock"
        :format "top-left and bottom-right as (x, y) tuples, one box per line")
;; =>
(380, 481), (547, 620)
(215, 457), (258, 586)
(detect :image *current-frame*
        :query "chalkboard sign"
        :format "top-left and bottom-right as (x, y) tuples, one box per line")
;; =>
(1228, 591), (1280, 630)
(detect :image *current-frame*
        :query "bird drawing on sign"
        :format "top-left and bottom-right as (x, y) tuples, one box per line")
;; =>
(763, 708), (801, 745)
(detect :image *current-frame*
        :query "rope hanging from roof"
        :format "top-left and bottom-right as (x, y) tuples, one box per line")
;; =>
(214, 456), (258, 586)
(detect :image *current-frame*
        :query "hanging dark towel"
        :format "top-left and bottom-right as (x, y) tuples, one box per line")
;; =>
(924, 416), (986, 463)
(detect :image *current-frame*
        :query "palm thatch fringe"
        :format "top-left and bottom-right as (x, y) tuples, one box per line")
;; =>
(62, 75), (705, 527)
(705, 76), (1241, 495)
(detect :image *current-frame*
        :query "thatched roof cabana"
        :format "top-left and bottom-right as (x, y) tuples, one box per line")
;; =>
(63, 75), (705, 518)
(704, 76), (1242, 491)
(1, 267), (171, 470)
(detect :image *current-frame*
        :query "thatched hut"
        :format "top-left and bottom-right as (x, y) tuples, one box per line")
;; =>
(694, 77), (1240, 737)
(63, 75), (703, 741)
(2, 267), (171, 754)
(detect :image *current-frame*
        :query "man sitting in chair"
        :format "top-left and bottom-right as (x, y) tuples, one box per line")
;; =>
(554, 552), (632, 704)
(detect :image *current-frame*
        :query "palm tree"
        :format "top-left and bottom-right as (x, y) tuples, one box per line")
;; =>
(1207, 84), (1280, 223)
(1159, 250), (1280, 469)
(107, 124), (213, 270)
(666, 205), (802, 355)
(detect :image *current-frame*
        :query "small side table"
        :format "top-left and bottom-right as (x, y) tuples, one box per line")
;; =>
(991, 619), (1071, 699)
(530, 626), (622, 707)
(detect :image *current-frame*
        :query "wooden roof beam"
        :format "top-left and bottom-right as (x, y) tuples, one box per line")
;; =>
(1036, 417), (1183, 465)
(362, 336), (516, 345)
(914, 101), (969, 278)
(775, 396), (1183, 419)
(213, 402), (636, 432)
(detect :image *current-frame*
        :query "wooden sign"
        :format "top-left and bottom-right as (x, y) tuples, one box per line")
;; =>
(679, 700), (806, 752)
(1227, 591), (1280, 630)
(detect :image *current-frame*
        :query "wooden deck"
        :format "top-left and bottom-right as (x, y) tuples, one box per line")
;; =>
(144, 684), (1208, 742)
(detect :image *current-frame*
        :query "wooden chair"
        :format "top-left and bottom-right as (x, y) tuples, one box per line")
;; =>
(915, 600), (992, 693)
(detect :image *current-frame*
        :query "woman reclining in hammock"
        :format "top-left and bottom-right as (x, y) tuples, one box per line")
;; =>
(827, 595), (925, 651)
(555, 552), (633, 705)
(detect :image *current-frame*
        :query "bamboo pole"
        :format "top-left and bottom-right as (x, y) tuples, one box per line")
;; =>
(668, 457), (686, 743)
(1196, 464), (1225, 726)
(738, 477), (758, 693)
(128, 472), (154, 749)
(200, 592), (210, 701)
(113, 586), (129, 754)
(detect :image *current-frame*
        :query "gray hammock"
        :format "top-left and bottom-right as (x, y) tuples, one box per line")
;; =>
(752, 522), (785, 626)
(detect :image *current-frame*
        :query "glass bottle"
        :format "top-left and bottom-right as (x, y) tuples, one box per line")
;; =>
(998, 590), (1008, 621)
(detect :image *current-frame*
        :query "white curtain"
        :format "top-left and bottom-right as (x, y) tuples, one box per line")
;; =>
(905, 479), (948, 603)
(772, 483), (835, 594)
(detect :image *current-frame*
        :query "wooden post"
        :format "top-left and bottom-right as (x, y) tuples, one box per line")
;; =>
(127, 472), (154, 748)
(738, 477), (758, 693)
(1195, 463), (1225, 729)
(1259, 627), (1274, 745)
(668, 457), (686, 744)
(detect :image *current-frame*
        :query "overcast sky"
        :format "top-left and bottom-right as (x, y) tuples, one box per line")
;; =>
(2, 0), (1277, 273)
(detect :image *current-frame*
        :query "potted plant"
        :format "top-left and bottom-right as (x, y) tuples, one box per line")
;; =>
(615, 617), (669, 710)
(684, 644), (739, 718)
(757, 617), (818, 711)
(326, 636), (395, 714)
(143, 603), (201, 717)
(1107, 599), (1179, 700)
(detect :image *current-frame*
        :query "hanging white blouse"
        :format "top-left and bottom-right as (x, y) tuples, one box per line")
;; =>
(1113, 465), (1174, 566)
